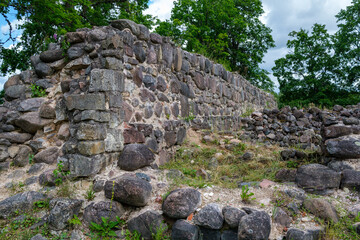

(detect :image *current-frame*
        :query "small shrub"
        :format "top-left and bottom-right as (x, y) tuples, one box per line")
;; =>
(28, 154), (34, 165)
(152, 223), (170, 240)
(69, 214), (82, 229)
(84, 185), (95, 201)
(90, 216), (121, 238)
(30, 84), (46, 98)
(183, 114), (195, 122)
(53, 160), (70, 186)
(240, 185), (255, 203)
(56, 180), (74, 198)
(33, 200), (49, 209)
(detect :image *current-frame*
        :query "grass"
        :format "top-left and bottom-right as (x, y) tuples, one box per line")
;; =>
(161, 134), (290, 189)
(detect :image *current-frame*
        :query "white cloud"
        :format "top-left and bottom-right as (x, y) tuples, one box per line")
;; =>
(0, 77), (6, 91)
(1, 18), (24, 34)
(145, 0), (176, 21)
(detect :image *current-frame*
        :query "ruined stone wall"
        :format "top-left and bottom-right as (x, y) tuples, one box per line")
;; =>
(0, 19), (276, 177)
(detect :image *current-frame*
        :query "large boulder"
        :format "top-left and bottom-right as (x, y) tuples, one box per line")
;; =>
(33, 147), (59, 164)
(340, 170), (360, 190)
(286, 228), (322, 240)
(48, 198), (83, 230)
(13, 145), (33, 167)
(162, 188), (201, 219)
(194, 203), (224, 230)
(117, 144), (155, 171)
(14, 112), (52, 134)
(171, 220), (200, 240)
(325, 135), (360, 159)
(238, 210), (271, 240)
(68, 154), (105, 178)
(83, 201), (125, 226)
(0, 191), (47, 218)
(0, 132), (32, 143)
(295, 164), (341, 193)
(127, 210), (166, 240)
(222, 206), (246, 229)
(104, 174), (152, 207)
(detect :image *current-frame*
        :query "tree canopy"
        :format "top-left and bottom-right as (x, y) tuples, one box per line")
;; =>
(273, 0), (360, 107)
(0, 0), (155, 75)
(155, 0), (275, 91)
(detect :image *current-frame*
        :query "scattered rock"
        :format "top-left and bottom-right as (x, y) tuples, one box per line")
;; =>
(222, 206), (246, 229)
(238, 210), (271, 240)
(273, 207), (292, 227)
(104, 175), (152, 207)
(303, 198), (339, 222)
(162, 188), (202, 219)
(0, 191), (47, 218)
(171, 219), (200, 240)
(295, 164), (341, 193)
(83, 201), (125, 226)
(194, 203), (224, 230)
(127, 210), (166, 240)
(48, 198), (83, 230)
(118, 144), (155, 171)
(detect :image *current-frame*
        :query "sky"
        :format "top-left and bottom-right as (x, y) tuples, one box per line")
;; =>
(0, 0), (353, 91)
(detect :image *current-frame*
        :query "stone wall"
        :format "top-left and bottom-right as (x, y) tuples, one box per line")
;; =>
(0, 19), (276, 176)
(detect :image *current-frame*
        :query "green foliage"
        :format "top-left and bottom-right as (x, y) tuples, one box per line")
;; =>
(0, 89), (4, 104)
(273, 0), (360, 107)
(33, 200), (49, 209)
(90, 216), (121, 238)
(152, 223), (170, 240)
(232, 143), (247, 155)
(156, 0), (275, 91)
(240, 185), (255, 203)
(84, 185), (96, 201)
(28, 154), (34, 165)
(240, 107), (255, 118)
(183, 114), (195, 122)
(0, 0), (156, 75)
(53, 160), (70, 186)
(29, 84), (46, 98)
(68, 214), (82, 228)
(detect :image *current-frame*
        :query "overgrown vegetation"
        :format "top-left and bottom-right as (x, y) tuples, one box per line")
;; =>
(30, 84), (47, 98)
(161, 135), (288, 189)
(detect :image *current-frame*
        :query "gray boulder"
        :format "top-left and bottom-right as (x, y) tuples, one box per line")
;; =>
(194, 203), (224, 230)
(0, 132), (32, 144)
(111, 19), (140, 36)
(33, 147), (59, 164)
(303, 198), (339, 222)
(30, 234), (48, 240)
(48, 198), (83, 230)
(221, 230), (238, 240)
(273, 207), (292, 227)
(286, 228), (321, 240)
(118, 144), (155, 171)
(238, 210), (271, 240)
(13, 145), (33, 167)
(40, 49), (64, 63)
(171, 219), (200, 240)
(340, 169), (360, 190)
(127, 210), (166, 240)
(162, 188), (201, 219)
(104, 174), (152, 207)
(69, 154), (105, 178)
(0, 191), (47, 218)
(5, 85), (27, 100)
(15, 112), (52, 134)
(18, 98), (45, 112)
(295, 164), (341, 193)
(325, 135), (360, 159)
(83, 201), (125, 226)
(222, 206), (246, 228)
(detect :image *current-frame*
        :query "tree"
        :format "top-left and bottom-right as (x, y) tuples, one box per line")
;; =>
(334, 0), (360, 91)
(155, 0), (275, 91)
(0, 0), (155, 75)
(272, 24), (338, 106)
(273, 0), (360, 107)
